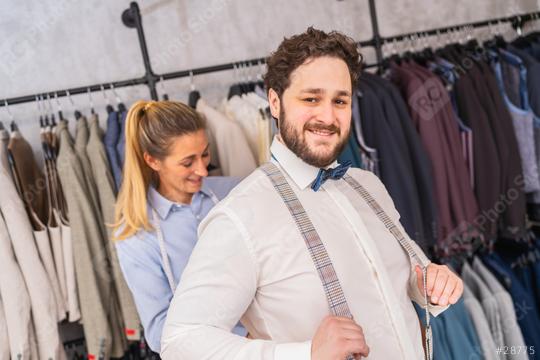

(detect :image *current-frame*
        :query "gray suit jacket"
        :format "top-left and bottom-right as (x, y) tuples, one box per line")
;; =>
(473, 257), (528, 360)
(86, 114), (142, 340)
(462, 262), (506, 358)
(74, 116), (127, 356)
(57, 120), (118, 359)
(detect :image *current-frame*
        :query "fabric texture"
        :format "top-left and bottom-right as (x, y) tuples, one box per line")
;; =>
(116, 177), (244, 352)
(56, 120), (122, 359)
(86, 114), (141, 341)
(161, 137), (448, 360)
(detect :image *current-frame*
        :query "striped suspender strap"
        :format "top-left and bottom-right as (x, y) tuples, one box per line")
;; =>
(342, 174), (433, 360)
(262, 162), (433, 360)
(260, 163), (355, 360)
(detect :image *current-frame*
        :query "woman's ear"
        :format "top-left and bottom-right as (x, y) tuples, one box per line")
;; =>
(143, 152), (161, 172)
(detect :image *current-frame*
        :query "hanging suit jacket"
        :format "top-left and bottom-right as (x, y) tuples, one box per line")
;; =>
(9, 130), (66, 320)
(462, 282), (499, 360)
(0, 133), (62, 359)
(391, 62), (479, 246)
(86, 114), (141, 341)
(104, 111), (122, 191)
(462, 262), (506, 354)
(362, 73), (438, 249)
(43, 126), (81, 323)
(56, 120), (117, 359)
(478, 61), (527, 236)
(473, 257), (528, 360)
(116, 110), (127, 169)
(75, 116), (127, 355)
(357, 78), (425, 248)
(0, 129), (35, 359)
(7, 130), (49, 227)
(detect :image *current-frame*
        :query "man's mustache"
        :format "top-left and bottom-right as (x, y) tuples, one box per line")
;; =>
(303, 122), (341, 135)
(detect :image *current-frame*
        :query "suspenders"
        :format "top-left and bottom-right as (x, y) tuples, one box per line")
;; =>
(261, 162), (433, 360)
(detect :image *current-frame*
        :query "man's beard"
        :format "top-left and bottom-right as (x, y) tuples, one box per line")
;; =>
(278, 106), (349, 168)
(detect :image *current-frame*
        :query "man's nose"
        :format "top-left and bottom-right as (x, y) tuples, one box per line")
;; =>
(315, 100), (337, 125)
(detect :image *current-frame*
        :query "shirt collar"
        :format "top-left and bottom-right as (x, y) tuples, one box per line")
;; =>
(270, 136), (338, 190)
(148, 181), (212, 220)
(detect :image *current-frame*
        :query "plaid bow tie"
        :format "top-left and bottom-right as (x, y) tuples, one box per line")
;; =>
(311, 160), (352, 191)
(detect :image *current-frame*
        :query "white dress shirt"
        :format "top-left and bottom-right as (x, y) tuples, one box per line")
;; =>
(161, 137), (448, 359)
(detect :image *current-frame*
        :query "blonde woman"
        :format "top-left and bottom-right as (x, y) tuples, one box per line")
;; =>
(114, 100), (246, 353)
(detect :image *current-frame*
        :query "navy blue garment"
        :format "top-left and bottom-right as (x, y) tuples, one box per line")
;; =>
(533, 239), (540, 312)
(116, 110), (127, 169)
(104, 111), (122, 192)
(482, 252), (540, 357)
(364, 73), (439, 249)
(357, 78), (426, 248)
(508, 45), (540, 118)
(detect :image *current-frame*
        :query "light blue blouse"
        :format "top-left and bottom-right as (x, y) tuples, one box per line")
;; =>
(116, 177), (245, 352)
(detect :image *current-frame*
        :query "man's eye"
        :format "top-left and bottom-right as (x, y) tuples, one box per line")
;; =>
(335, 99), (348, 105)
(181, 162), (193, 167)
(202, 152), (209, 158)
(303, 98), (318, 103)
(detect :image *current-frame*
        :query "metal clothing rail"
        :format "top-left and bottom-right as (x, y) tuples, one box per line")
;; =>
(0, 1), (538, 108)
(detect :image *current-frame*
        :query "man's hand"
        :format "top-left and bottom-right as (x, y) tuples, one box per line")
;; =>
(311, 315), (369, 360)
(415, 263), (463, 306)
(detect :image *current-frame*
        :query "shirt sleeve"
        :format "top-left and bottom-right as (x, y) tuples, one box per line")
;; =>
(115, 236), (172, 352)
(160, 208), (312, 360)
(357, 169), (449, 317)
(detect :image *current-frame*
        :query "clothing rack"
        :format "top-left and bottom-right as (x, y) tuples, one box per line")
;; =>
(0, 1), (539, 108)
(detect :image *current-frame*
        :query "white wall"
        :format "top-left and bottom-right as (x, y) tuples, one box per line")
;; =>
(0, 0), (539, 159)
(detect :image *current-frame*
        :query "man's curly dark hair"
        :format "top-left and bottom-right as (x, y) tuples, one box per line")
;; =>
(263, 27), (363, 98)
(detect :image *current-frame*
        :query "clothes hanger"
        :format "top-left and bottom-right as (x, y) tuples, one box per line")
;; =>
(437, 30), (463, 65)
(228, 63), (243, 99)
(37, 96), (52, 162)
(111, 83), (126, 113)
(380, 38), (402, 73)
(256, 60), (265, 89)
(4, 100), (18, 132)
(54, 92), (64, 121)
(238, 63), (247, 94)
(188, 70), (201, 109)
(159, 76), (169, 100)
(411, 32), (436, 66)
(36, 95), (44, 129)
(245, 61), (257, 93)
(87, 88), (96, 115)
(46, 94), (56, 127)
(491, 20), (508, 49)
(101, 84), (114, 114)
(66, 90), (82, 120)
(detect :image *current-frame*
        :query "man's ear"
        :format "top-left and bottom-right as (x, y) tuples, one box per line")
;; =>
(143, 152), (161, 172)
(268, 88), (281, 120)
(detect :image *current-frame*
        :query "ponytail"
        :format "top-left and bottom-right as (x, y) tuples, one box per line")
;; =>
(113, 100), (206, 240)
